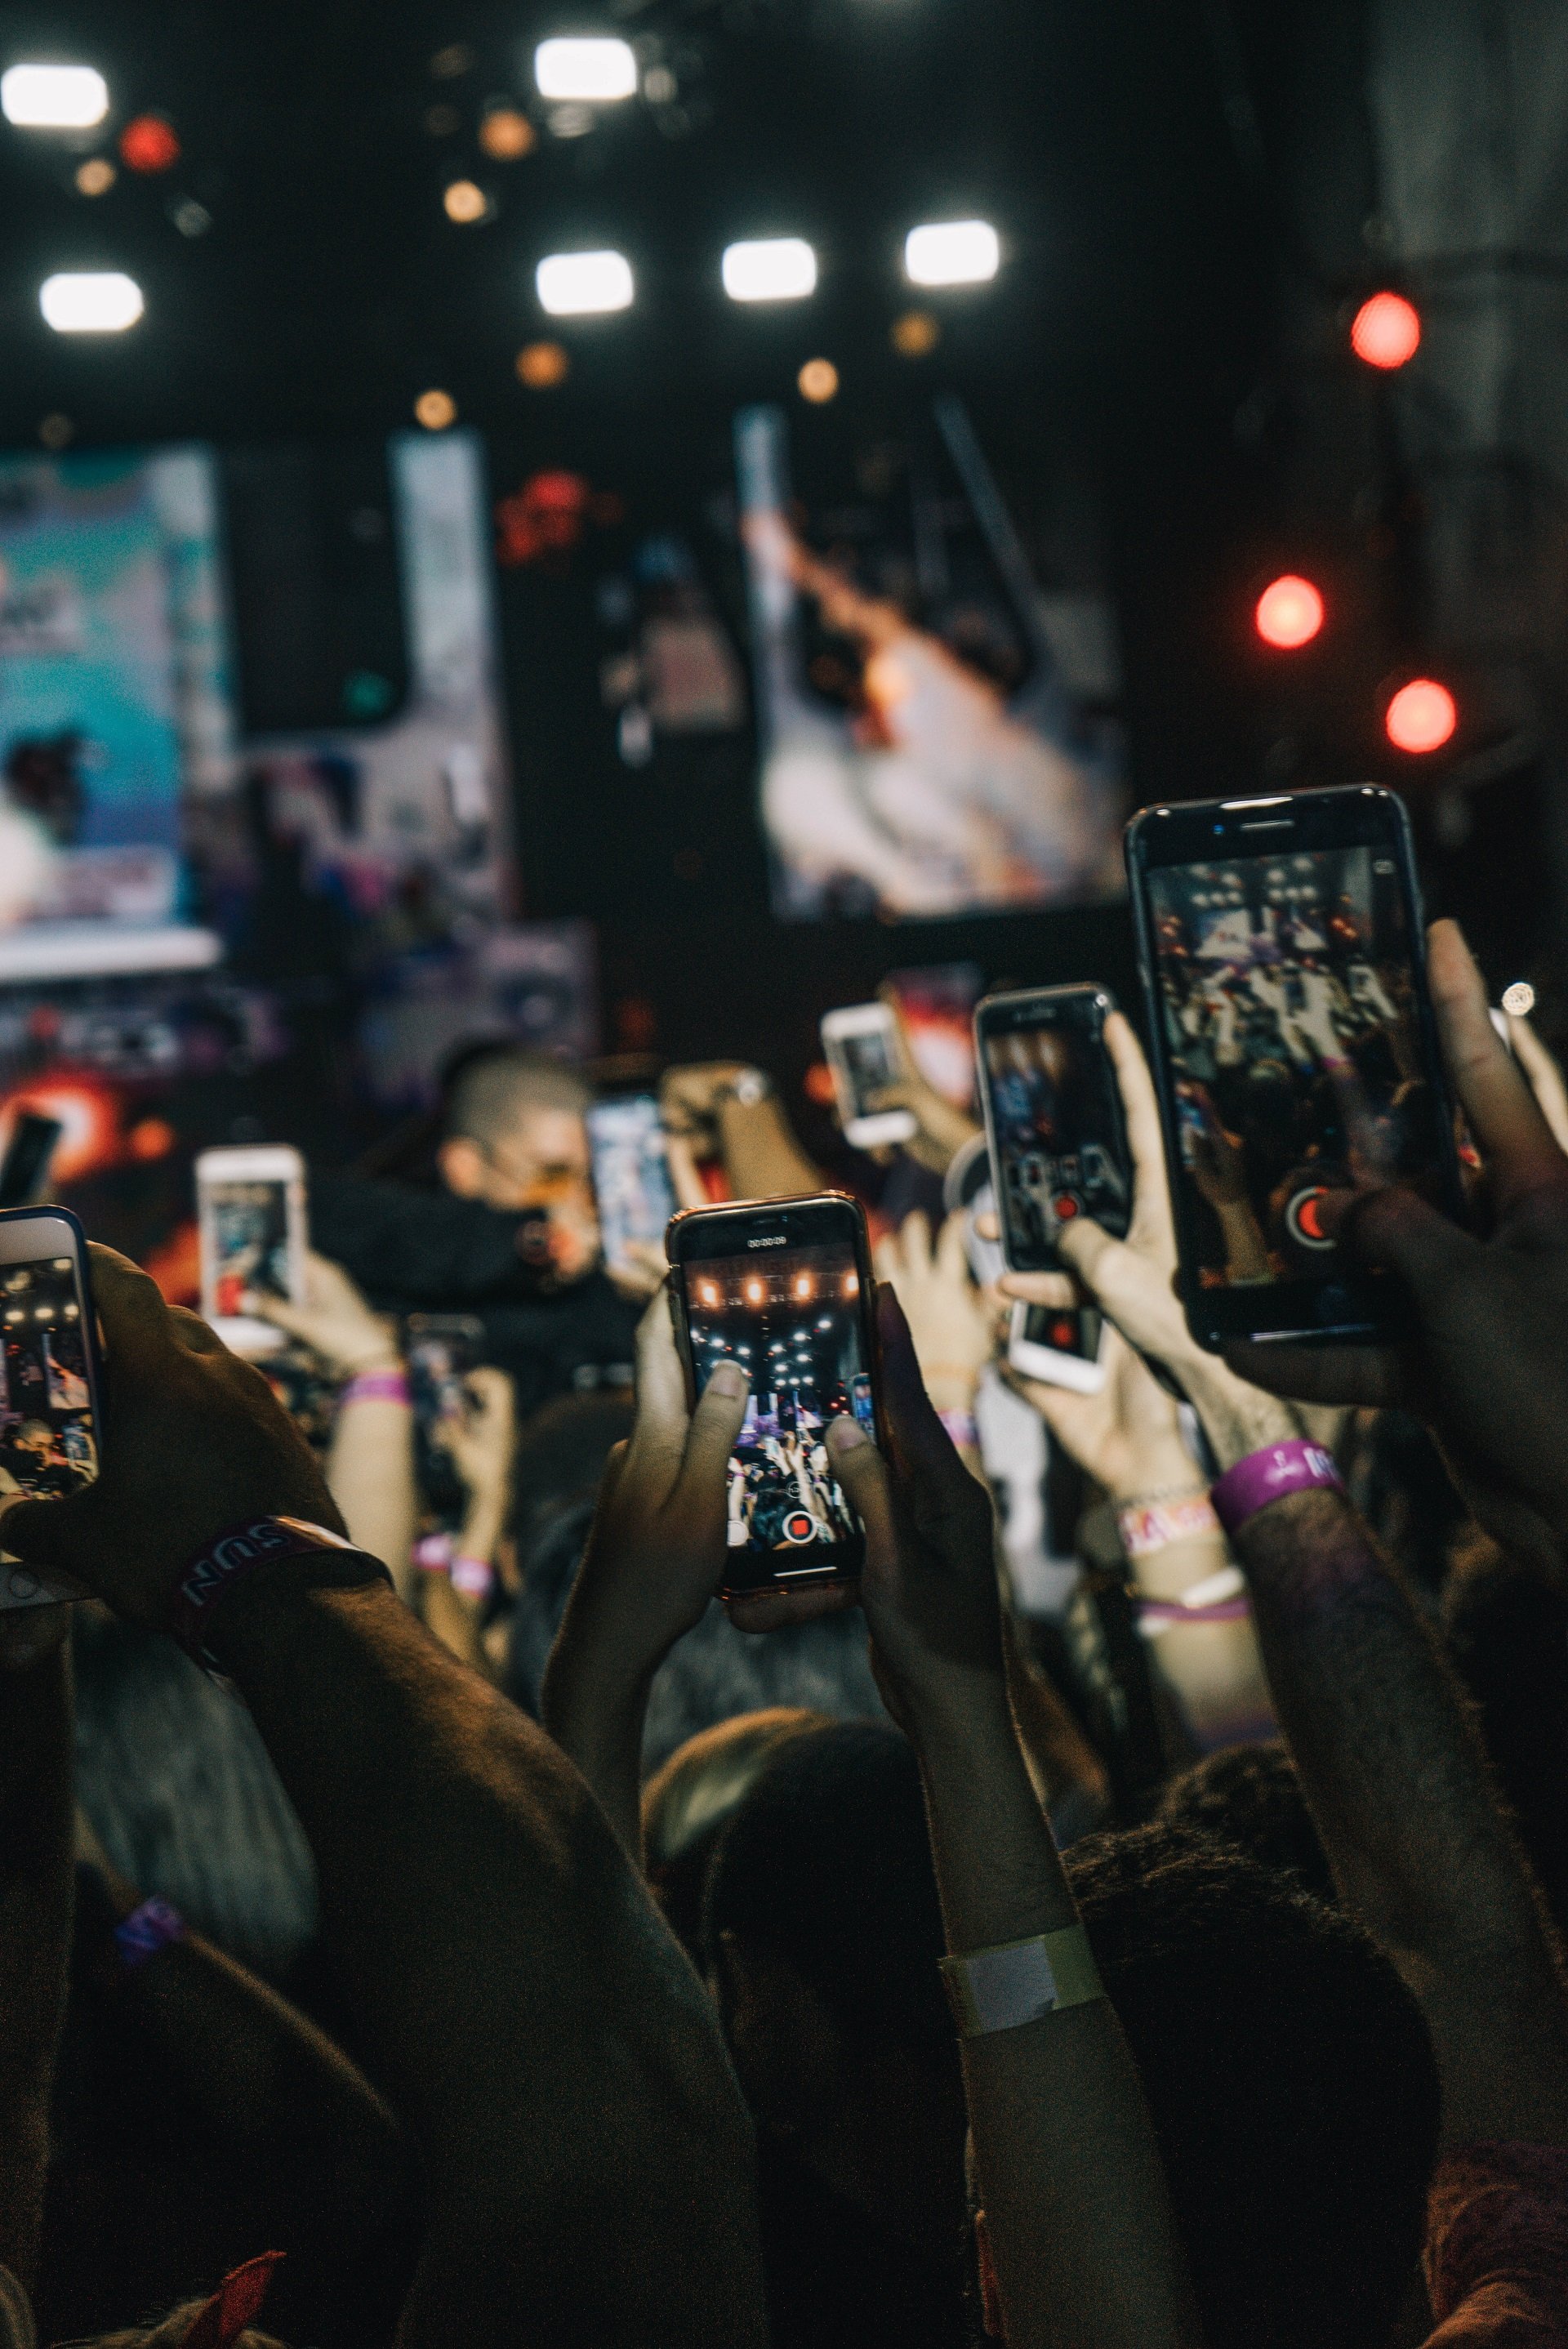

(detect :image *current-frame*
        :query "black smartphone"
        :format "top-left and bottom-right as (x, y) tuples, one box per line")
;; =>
(666, 1191), (882, 1598)
(405, 1313), (487, 1527)
(0, 1205), (104, 1607)
(0, 1114), (63, 1210)
(1125, 783), (1464, 1349)
(975, 984), (1132, 1273)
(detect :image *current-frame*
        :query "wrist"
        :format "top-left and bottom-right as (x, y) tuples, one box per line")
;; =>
(1104, 1444), (1202, 1508)
(1178, 1360), (1300, 1473)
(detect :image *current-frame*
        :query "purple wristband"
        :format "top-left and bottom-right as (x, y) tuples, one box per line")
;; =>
(1210, 1438), (1344, 1536)
(340, 1368), (410, 1408)
(114, 1895), (186, 1970)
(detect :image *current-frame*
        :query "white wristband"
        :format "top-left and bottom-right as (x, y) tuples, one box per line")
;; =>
(939, 1925), (1104, 2038)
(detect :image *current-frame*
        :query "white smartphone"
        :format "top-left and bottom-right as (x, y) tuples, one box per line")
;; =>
(1007, 1299), (1107, 1394)
(0, 1205), (100, 1607)
(196, 1144), (307, 1357)
(586, 1095), (677, 1277)
(821, 1004), (917, 1150)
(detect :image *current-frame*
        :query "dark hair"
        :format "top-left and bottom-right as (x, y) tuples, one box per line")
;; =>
(441, 1042), (590, 1145)
(704, 1721), (951, 2054)
(643, 1708), (831, 1959)
(1445, 1546), (1568, 1936)
(1067, 1825), (1439, 2349)
(1156, 1741), (1335, 1903)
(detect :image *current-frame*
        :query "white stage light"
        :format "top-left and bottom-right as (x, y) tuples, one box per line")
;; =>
(2, 63), (108, 127)
(536, 248), (633, 315)
(534, 38), (637, 101)
(39, 271), (144, 332)
(904, 219), (1000, 287)
(722, 238), (817, 303)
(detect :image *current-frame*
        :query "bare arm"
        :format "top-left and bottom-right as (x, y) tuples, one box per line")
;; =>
(327, 1391), (417, 1602)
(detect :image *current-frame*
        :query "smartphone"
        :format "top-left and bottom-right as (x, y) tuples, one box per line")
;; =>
(0, 1113), (64, 1210)
(586, 1095), (677, 1277)
(666, 1191), (882, 1597)
(1008, 1299), (1107, 1393)
(0, 1206), (102, 1607)
(405, 1312), (487, 1529)
(975, 985), (1132, 1274)
(1125, 783), (1463, 1349)
(821, 1005), (917, 1150)
(195, 1145), (307, 1358)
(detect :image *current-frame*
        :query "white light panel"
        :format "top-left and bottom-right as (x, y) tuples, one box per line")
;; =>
(2, 63), (109, 127)
(39, 271), (144, 332)
(534, 38), (638, 101)
(535, 248), (634, 315)
(721, 237), (817, 303)
(904, 219), (1000, 287)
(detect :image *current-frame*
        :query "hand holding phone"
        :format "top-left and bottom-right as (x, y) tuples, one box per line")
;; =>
(975, 983), (1131, 1274)
(821, 1005), (918, 1150)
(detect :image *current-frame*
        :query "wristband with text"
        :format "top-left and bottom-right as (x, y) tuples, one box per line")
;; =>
(1210, 1438), (1344, 1536)
(939, 1923), (1105, 2038)
(114, 1894), (187, 1971)
(1117, 1491), (1222, 1559)
(168, 1515), (391, 1670)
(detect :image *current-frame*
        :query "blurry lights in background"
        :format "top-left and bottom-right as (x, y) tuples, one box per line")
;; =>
(119, 114), (180, 172)
(1254, 574), (1325, 649)
(797, 356), (839, 403)
(479, 106), (534, 158)
(1352, 291), (1421, 370)
(414, 388), (457, 430)
(722, 237), (816, 302)
(1384, 678), (1456, 752)
(516, 340), (570, 388)
(40, 270), (143, 332)
(537, 248), (633, 314)
(2, 63), (108, 127)
(534, 38), (637, 101)
(74, 156), (115, 195)
(891, 308), (939, 356)
(443, 177), (489, 223)
(904, 218), (999, 287)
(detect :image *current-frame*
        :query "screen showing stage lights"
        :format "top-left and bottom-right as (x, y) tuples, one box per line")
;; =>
(0, 1256), (97, 1504)
(683, 1238), (875, 1583)
(1146, 845), (1450, 1289)
(734, 399), (1125, 921)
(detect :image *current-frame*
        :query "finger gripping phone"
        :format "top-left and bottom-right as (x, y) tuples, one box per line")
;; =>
(196, 1145), (307, 1358)
(0, 1205), (103, 1607)
(1125, 784), (1464, 1348)
(975, 984), (1132, 1273)
(666, 1191), (883, 1598)
(821, 1005), (917, 1150)
(586, 1095), (677, 1276)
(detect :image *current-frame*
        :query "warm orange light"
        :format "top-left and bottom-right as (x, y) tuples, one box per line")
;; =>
(516, 340), (569, 388)
(1385, 678), (1456, 753)
(793, 1272), (814, 1300)
(744, 1276), (766, 1305)
(890, 309), (939, 358)
(697, 1279), (719, 1308)
(842, 1269), (859, 1297)
(75, 157), (115, 196)
(797, 358), (839, 403)
(415, 389), (457, 430)
(1254, 574), (1325, 650)
(1351, 292), (1420, 370)
(119, 114), (180, 173)
(443, 178), (488, 224)
(479, 107), (535, 159)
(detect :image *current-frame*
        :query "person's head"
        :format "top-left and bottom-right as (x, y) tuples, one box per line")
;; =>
(13, 1419), (52, 1460)
(642, 1707), (831, 1959)
(1156, 1741), (1335, 1903)
(436, 1044), (591, 1213)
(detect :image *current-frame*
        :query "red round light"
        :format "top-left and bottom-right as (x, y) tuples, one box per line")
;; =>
(1385, 678), (1456, 754)
(119, 114), (180, 173)
(1254, 574), (1325, 650)
(1351, 292), (1421, 370)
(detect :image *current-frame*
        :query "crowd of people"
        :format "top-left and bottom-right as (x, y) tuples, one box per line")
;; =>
(0, 917), (1566, 2346)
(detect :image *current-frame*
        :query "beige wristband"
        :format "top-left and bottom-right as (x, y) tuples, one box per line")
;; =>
(939, 1924), (1105, 2038)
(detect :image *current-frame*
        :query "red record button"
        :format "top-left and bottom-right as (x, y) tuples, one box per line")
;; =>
(1052, 1193), (1080, 1220)
(1285, 1186), (1337, 1250)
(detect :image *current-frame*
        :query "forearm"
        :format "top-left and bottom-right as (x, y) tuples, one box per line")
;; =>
(0, 1643), (74, 2287)
(717, 1099), (822, 1200)
(539, 1610), (648, 1859)
(421, 1491), (508, 1674)
(328, 1399), (418, 1601)
(913, 1687), (1201, 2349)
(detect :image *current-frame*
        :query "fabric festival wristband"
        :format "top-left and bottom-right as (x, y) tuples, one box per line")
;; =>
(1117, 1492), (1221, 1559)
(339, 1367), (410, 1408)
(414, 1532), (454, 1573)
(939, 1925), (1105, 2039)
(167, 1515), (390, 1670)
(449, 1553), (494, 1600)
(1210, 1439), (1344, 1537)
(938, 1408), (978, 1451)
(114, 1895), (187, 1971)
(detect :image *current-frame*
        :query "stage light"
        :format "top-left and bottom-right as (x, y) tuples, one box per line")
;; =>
(744, 1276), (765, 1304)
(534, 38), (637, 101)
(842, 1269), (859, 1297)
(904, 218), (999, 287)
(1352, 291), (1420, 370)
(723, 238), (816, 302)
(74, 157), (115, 195)
(797, 357), (838, 403)
(891, 308), (939, 356)
(414, 388), (457, 430)
(1254, 574), (1325, 650)
(793, 1272), (814, 1300)
(479, 106), (534, 158)
(2, 65), (108, 127)
(40, 271), (142, 332)
(537, 248), (633, 314)
(1502, 981), (1535, 1018)
(443, 177), (488, 222)
(119, 114), (180, 173)
(1384, 678), (1456, 752)
(516, 339), (569, 387)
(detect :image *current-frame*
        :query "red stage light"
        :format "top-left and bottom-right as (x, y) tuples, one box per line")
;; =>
(1385, 678), (1456, 753)
(1254, 574), (1325, 649)
(1351, 292), (1420, 370)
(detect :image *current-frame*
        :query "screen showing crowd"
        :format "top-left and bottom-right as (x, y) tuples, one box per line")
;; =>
(684, 1240), (875, 1563)
(984, 1018), (1129, 1264)
(0, 1257), (96, 1501)
(208, 1180), (293, 1316)
(1147, 845), (1445, 1288)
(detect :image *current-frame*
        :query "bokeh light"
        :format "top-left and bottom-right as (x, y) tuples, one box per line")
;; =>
(516, 340), (570, 388)
(797, 357), (839, 403)
(119, 114), (180, 173)
(414, 388), (457, 430)
(443, 177), (488, 223)
(891, 308), (939, 357)
(1254, 574), (1325, 649)
(1352, 292), (1421, 370)
(74, 156), (115, 196)
(1385, 678), (1456, 752)
(479, 107), (534, 159)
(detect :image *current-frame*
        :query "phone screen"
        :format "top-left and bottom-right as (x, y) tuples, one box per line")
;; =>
(1017, 1304), (1102, 1362)
(834, 1024), (899, 1123)
(205, 1180), (293, 1317)
(1145, 842), (1449, 1290)
(681, 1233), (875, 1587)
(980, 995), (1130, 1271)
(0, 1254), (98, 1502)
(406, 1316), (485, 1530)
(587, 1098), (676, 1268)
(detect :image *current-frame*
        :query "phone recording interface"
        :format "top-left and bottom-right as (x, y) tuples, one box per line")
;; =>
(587, 1098), (676, 1270)
(0, 1257), (96, 1503)
(1147, 843), (1447, 1290)
(207, 1181), (293, 1317)
(683, 1238), (874, 1576)
(982, 1009), (1129, 1268)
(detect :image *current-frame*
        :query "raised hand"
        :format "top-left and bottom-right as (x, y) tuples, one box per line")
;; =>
(242, 1249), (399, 1379)
(872, 1211), (991, 1416)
